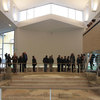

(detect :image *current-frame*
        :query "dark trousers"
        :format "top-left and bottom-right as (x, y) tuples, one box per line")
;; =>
(90, 62), (93, 70)
(72, 64), (75, 72)
(22, 64), (25, 72)
(20, 64), (22, 72)
(67, 64), (70, 71)
(57, 64), (60, 72)
(61, 64), (63, 72)
(13, 64), (17, 73)
(44, 64), (47, 72)
(33, 65), (36, 72)
(77, 64), (80, 73)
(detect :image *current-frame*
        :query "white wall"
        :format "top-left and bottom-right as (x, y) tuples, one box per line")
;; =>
(15, 28), (83, 64)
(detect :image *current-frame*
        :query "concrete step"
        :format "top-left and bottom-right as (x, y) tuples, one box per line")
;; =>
(10, 82), (88, 86)
(12, 77), (87, 81)
(11, 81), (88, 84)
(2, 85), (89, 89)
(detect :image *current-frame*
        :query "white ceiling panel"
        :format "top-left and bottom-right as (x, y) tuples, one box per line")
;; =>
(13, 0), (89, 10)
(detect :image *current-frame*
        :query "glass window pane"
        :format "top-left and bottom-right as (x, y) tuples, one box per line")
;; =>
(19, 10), (27, 21)
(34, 4), (51, 17)
(52, 4), (68, 17)
(68, 8), (75, 19)
(4, 31), (14, 43)
(27, 8), (34, 20)
(76, 10), (83, 21)
(0, 50), (2, 54)
(3, 44), (14, 58)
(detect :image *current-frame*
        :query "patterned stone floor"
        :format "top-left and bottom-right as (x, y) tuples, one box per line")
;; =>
(2, 89), (100, 100)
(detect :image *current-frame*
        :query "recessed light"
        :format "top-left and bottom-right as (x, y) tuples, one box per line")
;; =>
(9, 24), (11, 27)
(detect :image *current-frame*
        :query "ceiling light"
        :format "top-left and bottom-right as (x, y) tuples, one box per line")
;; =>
(13, 6), (18, 21)
(91, 0), (99, 11)
(2, 0), (10, 11)
(9, 24), (11, 27)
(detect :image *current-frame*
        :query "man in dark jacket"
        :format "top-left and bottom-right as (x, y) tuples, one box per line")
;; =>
(77, 55), (81, 73)
(22, 52), (28, 72)
(18, 55), (23, 72)
(43, 55), (49, 72)
(57, 55), (61, 72)
(32, 56), (37, 72)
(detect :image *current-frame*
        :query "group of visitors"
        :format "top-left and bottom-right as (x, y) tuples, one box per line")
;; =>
(42, 53), (86, 72)
(0, 52), (97, 73)
(5, 52), (28, 73)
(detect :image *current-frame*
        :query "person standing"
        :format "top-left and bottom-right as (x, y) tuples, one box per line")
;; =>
(89, 54), (95, 70)
(43, 55), (49, 72)
(18, 55), (23, 72)
(7, 54), (12, 67)
(57, 55), (61, 72)
(77, 55), (81, 73)
(70, 53), (75, 72)
(67, 56), (70, 72)
(63, 56), (67, 72)
(61, 57), (64, 72)
(12, 53), (18, 73)
(32, 56), (37, 72)
(22, 52), (28, 72)
(49, 55), (54, 72)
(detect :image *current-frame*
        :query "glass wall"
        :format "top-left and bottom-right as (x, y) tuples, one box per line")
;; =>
(0, 31), (14, 67)
(86, 50), (100, 72)
(0, 35), (2, 58)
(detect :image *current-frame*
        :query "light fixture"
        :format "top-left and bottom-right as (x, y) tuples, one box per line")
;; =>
(91, 0), (99, 11)
(13, 6), (18, 21)
(9, 24), (11, 27)
(2, 0), (10, 11)
(84, 6), (89, 21)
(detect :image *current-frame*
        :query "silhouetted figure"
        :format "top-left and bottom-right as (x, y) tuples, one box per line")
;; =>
(63, 56), (67, 72)
(32, 56), (37, 72)
(70, 53), (75, 72)
(22, 52), (28, 72)
(7, 54), (12, 67)
(67, 56), (70, 71)
(43, 55), (49, 72)
(57, 55), (61, 72)
(77, 55), (81, 73)
(12, 53), (18, 73)
(89, 54), (95, 70)
(49, 55), (54, 72)
(18, 55), (23, 72)
(61, 57), (64, 72)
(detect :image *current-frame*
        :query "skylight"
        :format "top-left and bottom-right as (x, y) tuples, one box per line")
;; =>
(19, 4), (83, 22)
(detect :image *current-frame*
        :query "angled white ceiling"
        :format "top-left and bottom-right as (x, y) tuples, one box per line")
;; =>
(21, 19), (83, 32)
(13, 0), (89, 11)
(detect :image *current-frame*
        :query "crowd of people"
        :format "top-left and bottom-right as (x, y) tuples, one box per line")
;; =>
(0, 52), (97, 73)
(43, 53), (86, 73)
